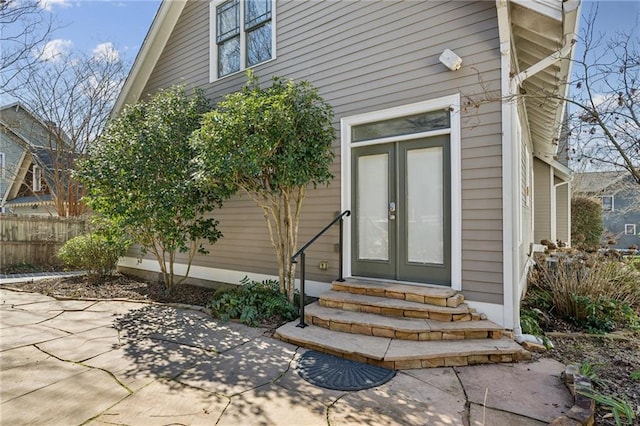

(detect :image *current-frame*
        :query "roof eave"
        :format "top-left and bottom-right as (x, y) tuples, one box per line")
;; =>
(111, 0), (187, 117)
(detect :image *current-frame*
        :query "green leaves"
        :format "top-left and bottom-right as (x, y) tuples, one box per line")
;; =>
(191, 74), (335, 194)
(77, 85), (226, 289)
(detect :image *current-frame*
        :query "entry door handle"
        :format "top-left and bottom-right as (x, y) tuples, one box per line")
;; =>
(389, 201), (396, 220)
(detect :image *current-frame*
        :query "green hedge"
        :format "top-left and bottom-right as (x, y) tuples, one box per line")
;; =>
(571, 197), (603, 247)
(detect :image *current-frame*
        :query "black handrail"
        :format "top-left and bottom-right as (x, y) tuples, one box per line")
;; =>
(292, 209), (350, 328)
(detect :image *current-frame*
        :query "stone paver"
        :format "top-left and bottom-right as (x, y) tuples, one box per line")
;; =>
(90, 379), (229, 425)
(0, 287), (574, 425)
(455, 360), (573, 423)
(176, 336), (298, 396)
(0, 368), (129, 425)
(329, 372), (466, 425)
(218, 383), (328, 426)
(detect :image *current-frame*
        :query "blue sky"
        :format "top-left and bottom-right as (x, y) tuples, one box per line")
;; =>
(38, 0), (638, 71)
(38, 0), (161, 66)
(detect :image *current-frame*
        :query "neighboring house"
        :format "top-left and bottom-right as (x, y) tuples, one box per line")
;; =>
(573, 171), (640, 250)
(0, 103), (59, 216)
(113, 0), (580, 335)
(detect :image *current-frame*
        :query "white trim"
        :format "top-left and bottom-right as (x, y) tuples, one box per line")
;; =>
(340, 94), (462, 290)
(466, 301), (506, 328)
(624, 224), (636, 236)
(497, 0), (516, 331)
(209, 0), (277, 83)
(118, 257), (332, 298)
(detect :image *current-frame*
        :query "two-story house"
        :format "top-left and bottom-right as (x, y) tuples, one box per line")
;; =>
(112, 0), (580, 366)
(574, 171), (640, 250)
(0, 103), (59, 216)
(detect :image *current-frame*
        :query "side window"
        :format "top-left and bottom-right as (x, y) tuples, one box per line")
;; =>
(625, 224), (636, 235)
(211, 0), (274, 80)
(601, 195), (613, 212)
(33, 165), (42, 192)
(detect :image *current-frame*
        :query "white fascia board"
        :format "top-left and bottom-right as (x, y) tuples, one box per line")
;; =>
(112, 1), (187, 116)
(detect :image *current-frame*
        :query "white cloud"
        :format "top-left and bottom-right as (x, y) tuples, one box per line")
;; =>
(92, 42), (120, 63)
(38, 0), (72, 11)
(35, 39), (73, 62)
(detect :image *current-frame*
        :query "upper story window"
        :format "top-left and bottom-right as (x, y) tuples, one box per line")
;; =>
(211, 0), (274, 80)
(33, 165), (42, 192)
(601, 195), (614, 212)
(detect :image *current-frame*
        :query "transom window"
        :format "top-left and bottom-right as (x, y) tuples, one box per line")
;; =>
(351, 110), (450, 143)
(211, 0), (274, 80)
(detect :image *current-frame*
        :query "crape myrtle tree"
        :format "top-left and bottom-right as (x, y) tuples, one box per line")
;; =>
(78, 86), (228, 291)
(191, 74), (335, 302)
(1, 0), (55, 90)
(567, 7), (640, 183)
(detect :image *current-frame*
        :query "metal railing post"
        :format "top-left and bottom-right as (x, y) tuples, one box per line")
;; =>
(337, 216), (345, 282)
(292, 210), (350, 329)
(297, 252), (307, 328)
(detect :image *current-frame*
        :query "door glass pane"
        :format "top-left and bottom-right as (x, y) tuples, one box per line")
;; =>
(358, 154), (388, 261)
(407, 147), (443, 264)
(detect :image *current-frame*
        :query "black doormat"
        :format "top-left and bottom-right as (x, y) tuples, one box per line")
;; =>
(296, 350), (396, 391)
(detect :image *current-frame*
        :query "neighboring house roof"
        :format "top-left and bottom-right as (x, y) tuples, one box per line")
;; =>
(0, 102), (74, 206)
(5, 194), (53, 206)
(573, 171), (633, 194)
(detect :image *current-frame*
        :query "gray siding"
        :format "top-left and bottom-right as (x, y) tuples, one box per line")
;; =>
(140, 0), (504, 303)
(533, 158), (551, 243)
(555, 178), (570, 245)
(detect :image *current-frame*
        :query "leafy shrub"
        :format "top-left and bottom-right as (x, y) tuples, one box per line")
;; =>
(57, 221), (130, 280)
(210, 277), (298, 327)
(528, 251), (640, 332)
(520, 309), (544, 335)
(571, 197), (603, 247)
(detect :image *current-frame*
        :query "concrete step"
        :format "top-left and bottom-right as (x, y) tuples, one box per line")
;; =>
(275, 321), (531, 370)
(319, 290), (478, 322)
(332, 279), (464, 307)
(304, 303), (507, 341)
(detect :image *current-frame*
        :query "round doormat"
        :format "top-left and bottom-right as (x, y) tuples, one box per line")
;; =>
(296, 350), (396, 391)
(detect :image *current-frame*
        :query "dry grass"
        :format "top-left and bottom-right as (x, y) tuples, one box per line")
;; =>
(529, 252), (640, 322)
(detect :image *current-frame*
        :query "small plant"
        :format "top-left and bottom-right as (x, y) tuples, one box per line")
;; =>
(579, 360), (605, 387)
(578, 390), (636, 425)
(210, 277), (298, 327)
(57, 219), (130, 280)
(520, 309), (543, 336)
(631, 370), (640, 381)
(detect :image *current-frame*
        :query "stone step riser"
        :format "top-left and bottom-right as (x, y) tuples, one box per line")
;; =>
(306, 314), (507, 341)
(319, 298), (483, 322)
(332, 282), (465, 308)
(277, 334), (531, 370)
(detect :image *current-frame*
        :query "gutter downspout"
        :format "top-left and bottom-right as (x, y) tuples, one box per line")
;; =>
(496, 0), (577, 342)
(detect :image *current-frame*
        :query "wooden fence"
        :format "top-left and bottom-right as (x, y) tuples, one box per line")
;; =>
(0, 215), (86, 268)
